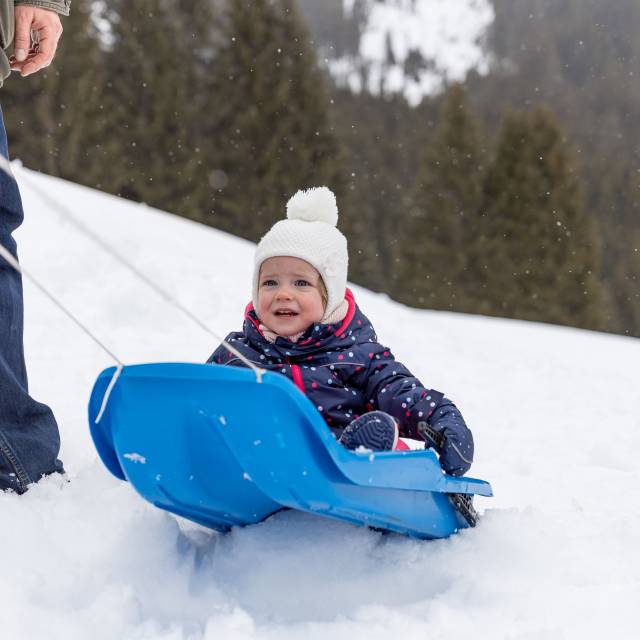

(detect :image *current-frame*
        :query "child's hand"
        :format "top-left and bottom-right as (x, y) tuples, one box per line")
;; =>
(438, 436), (473, 477)
(418, 420), (473, 477)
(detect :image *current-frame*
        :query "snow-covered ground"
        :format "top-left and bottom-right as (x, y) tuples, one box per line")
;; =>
(2, 165), (639, 639)
(329, 0), (494, 105)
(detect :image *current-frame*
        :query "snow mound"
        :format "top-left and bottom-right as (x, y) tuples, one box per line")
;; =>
(3, 165), (639, 639)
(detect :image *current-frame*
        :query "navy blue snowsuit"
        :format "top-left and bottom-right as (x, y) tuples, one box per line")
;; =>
(207, 289), (474, 476)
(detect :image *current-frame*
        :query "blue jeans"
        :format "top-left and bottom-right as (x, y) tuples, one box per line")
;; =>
(0, 105), (63, 492)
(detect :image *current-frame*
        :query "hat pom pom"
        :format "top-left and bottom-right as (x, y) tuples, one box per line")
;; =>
(286, 186), (338, 227)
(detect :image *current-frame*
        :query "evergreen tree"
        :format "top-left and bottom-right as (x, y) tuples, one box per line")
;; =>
(203, 0), (343, 240)
(474, 107), (605, 329)
(465, 0), (640, 334)
(2, 0), (107, 185)
(396, 84), (485, 311)
(158, 0), (222, 222)
(330, 88), (428, 295)
(98, 0), (205, 216)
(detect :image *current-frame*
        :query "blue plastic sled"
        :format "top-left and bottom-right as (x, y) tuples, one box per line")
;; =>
(89, 363), (493, 539)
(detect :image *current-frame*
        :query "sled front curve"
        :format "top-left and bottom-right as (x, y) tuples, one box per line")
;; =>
(89, 364), (283, 531)
(89, 363), (493, 538)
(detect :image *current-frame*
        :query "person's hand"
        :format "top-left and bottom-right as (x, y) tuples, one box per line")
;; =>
(8, 6), (63, 77)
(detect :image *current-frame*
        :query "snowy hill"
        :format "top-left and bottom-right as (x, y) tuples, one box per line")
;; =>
(3, 165), (639, 639)
(307, 0), (494, 105)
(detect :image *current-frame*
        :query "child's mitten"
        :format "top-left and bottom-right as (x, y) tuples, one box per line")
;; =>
(417, 398), (474, 476)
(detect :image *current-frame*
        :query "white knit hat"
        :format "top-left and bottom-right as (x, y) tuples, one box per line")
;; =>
(252, 187), (348, 321)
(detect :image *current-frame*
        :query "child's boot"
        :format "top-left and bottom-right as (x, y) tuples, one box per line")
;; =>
(339, 411), (398, 451)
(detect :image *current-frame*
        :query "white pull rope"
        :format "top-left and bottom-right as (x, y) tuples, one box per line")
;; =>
(93, 364), (124, 424)
(4, 162), (264, 383)
(0, 242), (125, 366)
(0, 241), (126, 423)
(2, 156), (129, 422)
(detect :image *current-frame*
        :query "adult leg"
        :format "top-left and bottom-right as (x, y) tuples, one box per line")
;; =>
(0, 105), (63, 493)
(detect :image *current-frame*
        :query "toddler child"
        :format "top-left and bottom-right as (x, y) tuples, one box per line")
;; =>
(207, 187), (474, 477)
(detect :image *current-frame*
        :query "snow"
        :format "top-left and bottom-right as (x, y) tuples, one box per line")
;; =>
(3, 164), (640, 639)
(123, 453), (147, 464)
(328, 0), (494, 105)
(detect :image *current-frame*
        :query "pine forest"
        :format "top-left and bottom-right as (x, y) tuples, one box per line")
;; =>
(3, 0), (638, 336)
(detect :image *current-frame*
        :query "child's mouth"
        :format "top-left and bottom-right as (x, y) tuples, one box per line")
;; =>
(275, 311), (298, 317)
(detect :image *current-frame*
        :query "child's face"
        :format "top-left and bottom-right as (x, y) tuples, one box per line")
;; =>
(257, 256), (325, 336)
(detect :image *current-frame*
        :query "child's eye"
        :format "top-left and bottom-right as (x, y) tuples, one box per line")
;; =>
(261, 279), (277, 287)
(294, 280), (310, 287)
